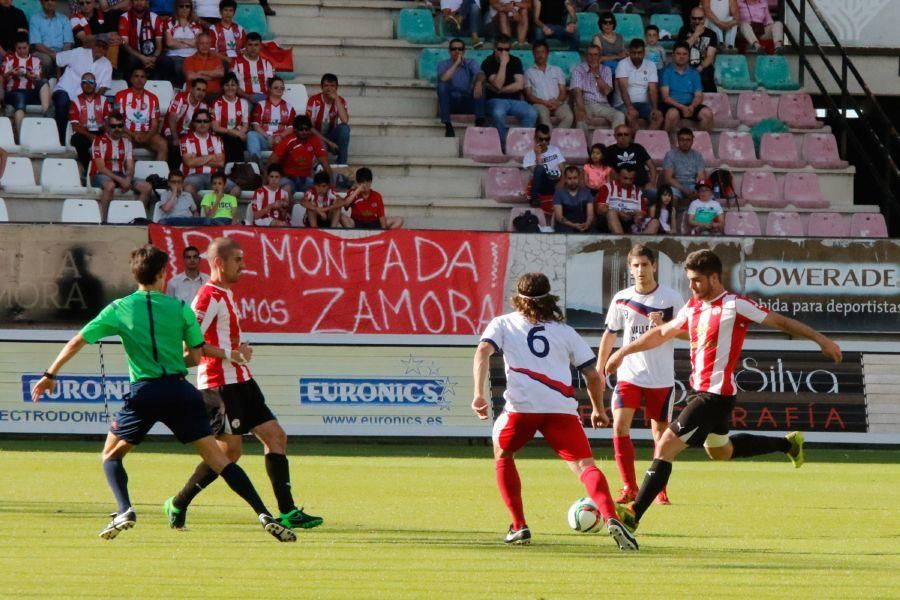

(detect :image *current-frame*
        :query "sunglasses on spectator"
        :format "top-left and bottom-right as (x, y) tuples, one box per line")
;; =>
(615, 132), (631, 137)
(602, 20), (614, 24)
(194, 119), (211, 124)
(81, 79), (95, 84)
(536, 136), (550, 142)
(496, 47), (510, 52)
(450, 46), (465, 51)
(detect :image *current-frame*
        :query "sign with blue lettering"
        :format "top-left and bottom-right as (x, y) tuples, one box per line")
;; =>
(21, 374), (130, 404)
(300, 377), (449, 408)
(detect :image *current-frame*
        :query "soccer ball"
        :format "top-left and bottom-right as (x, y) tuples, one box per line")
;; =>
(567, 497), (603, 533)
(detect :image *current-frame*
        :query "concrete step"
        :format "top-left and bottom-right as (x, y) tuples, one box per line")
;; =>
(294, 52), (417, 79)
(271, 16), (394, 39)
(344, 95), (435, 117)
(373, 175), (480, 197)
(349, 135), (459, 158)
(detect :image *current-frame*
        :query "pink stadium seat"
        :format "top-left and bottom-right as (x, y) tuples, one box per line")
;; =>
(782, 172), (829, 209)
(850, 213), (888, 238)
(802, 133), (850, 169)
(777, 93), (823, 129)
(703, 92), (740, 129)
(484, 167), (527, 203)
(808, 212), (850, 237)
(634, 130), (671, 163)
(736, 91), (777, 126)
(717, 132), (762, 168)
(724, 210), (762, 236)
(462, 127), (506, 163)
(765, 211), (805, 237)
(550, 128), (589, 164)
(591, 129), (616, 147)
(760, 133), (805, 168)
(741, 170), (785, 208)
(505, 127), (535, 161)
(691, 130), (719, 167)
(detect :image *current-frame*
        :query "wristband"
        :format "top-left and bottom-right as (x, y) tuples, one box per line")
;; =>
(42, 371), (56, 379)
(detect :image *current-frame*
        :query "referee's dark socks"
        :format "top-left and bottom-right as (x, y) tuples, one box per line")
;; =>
(633, 459), (672, 520)
(220, 462), (269, 516)
(729, 433), (791, 458)
(102, 458), (132, 514)
(173, 462), (220, 510)
(264, 453), (296, 514)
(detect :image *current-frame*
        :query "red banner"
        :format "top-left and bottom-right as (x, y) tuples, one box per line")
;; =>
(149, 226), (510, 335)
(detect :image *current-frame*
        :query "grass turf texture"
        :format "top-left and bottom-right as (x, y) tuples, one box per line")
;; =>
(1, 440), (898, 599)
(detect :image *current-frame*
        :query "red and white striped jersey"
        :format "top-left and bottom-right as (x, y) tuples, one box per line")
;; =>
(192, 282), (252, 389)
(231, 54), (273, 95)
(252, 186), (290, 223)
(89, 134), (133, 176)
(180, 131), (224, 176)
(251, 98), (295, 136)
(306, 92), (349, 134)
(2, 53), (42, 91)
(163, 90), (208, 137)
(113, 88), (160, 133)
(212, 95), (249, 129)
(596, 180), (646, 214)
(117, 9), (164, 52)
(68, 93), (109, 131)
(302, 186), (337, 210)
(671, 291), (769, 396)
(209, 21), (246, 58)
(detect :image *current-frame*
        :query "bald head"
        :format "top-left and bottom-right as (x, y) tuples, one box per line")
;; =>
(207, 237), (240, 262)
(207, 237), (244, 286)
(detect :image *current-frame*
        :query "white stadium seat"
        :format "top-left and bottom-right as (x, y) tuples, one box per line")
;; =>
(20, 118), (65, 153)
(0, 198), (8, 222)
(0, 117), (21, 151)
(107, 200), (148, 224)
(290, 203), (307, 227)
(283, 84), (308, 113)
(0, 157), (41, 193)
(40, 158), (89, 194)
(134, 160), (170, 182)
(145, 80), (175, 110)
(61, 198), (102, 223)
(105, 79), (128, 98)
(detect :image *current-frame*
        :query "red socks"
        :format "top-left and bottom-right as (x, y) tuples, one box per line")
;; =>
(613, 435), (637, 491)
(579, 465), (617, 521)
(495, 457), (526, 529)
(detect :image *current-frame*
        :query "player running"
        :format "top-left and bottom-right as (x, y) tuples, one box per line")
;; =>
(31, 245), (296, 542)
(597, 244), (683, 506)
(472, 272), (639, 551)
(164, 237), (323, 531)
(604, 249), (842, 535)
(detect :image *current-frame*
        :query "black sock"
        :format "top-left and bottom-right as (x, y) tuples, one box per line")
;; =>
(173, 462), (220, 510)
(220, 462), (269, 517)
(265, 453), (296, 514)
(730, 433), (791, 458)
(632, 459), (672, 521)
(102, 458), (132, 513)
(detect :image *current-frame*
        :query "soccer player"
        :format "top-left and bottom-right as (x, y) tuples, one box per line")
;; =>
(597, 244), (683, 505)
(164, 237), (323, 531)
(30, 245), (296, 542)
(473, 272), (639, 551)
(605, 249), (842, 535)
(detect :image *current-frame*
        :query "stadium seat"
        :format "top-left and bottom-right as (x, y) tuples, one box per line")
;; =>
(508, 206), (551, 232)
(397, 8), (441, 44)
(235, 3), (275, 40)
(511, 50), (535, 71)
(717, 132), (762, 167)
(550, 128), (588, 163)
(782, 172), (828, 209)
(616, 14), (644, 43)
(759, 133), (804, 168)
(740, 170), (785, 208)
(0, 117), (21, 151)
(715, 55), (755, 90)
(289, 203), (307, 227)
(691, 130), (719, 167)
(548, 51), (580, 82)
(634, 130), (670, 163)
(17, 0), (41, 19)
(418, 48), (447, 83)
(145, 80), (174, 110)
(107, 200), (147, 224)
(0, 157), (40, 193)
(104, 79), (128, 101)
(807, 212), (850, 237)
(20, 118), (64, 153)
(649, 14), (683, 44)
(283, 84), (308, 112)
(764, 211), (804, 237)
(462, 127), (506, 163)
(850, 213), (888, 238)
(484, 167), (527, 203)
(703, 93), (740, 129)
(40, 158), (89, 194)
(754, 55), (800, 90)
(802, 133), (849, 169)
(577, 13), (600, 47)
(61, 198), (102, 223)
(724, 210), (762, 236)
(736, 91), (777, 126)
(0, 198), (8, 222)
(591, 129), (616, 148)
(134, 160), (170, 183)
(505, 128), (535, 161)
(777, 93), (823, 129)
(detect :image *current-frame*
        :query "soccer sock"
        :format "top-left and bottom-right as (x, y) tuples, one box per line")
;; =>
(102, 458), (132, 514)
(172, 462), (220, 510)
(579, 465), (617, 522)
(220, 462), (269, 517)
(633, 458), (672, 521)
(495, 457), (526, 530)
(613, 435), (637, 491)
(264, 453), (296, 514)
(729, 433), (792, 459)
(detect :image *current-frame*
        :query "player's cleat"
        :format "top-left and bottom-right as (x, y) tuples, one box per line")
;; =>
(654, 490), (672, 505)
(786, 431), (805, 468)
(99, 508), (136, 540)
(615, 502), (639, 533)
(615, 487), (637, 504)
(504, 525), (532, 545)
(163, 496), (187, 529)
(606, 518), (639, 551)
(260, 514), (297, 542)
(279, 507), (323, 529)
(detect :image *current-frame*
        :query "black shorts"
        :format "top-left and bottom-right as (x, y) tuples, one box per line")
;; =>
(662, 103), (709, 121)
(668, 391), (736, 448)
(111, 377), (212, 445)
(201, 379), (276, 435)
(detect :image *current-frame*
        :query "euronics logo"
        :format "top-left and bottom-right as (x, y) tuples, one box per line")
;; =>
(21, 374), (130, 403)
(299, 377), (448, 407)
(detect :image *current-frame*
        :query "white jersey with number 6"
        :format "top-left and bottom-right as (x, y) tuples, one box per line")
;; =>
(481, 312), (596, 415)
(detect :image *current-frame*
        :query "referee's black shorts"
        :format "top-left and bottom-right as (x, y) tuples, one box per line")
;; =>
(111, 377), (212, 445)
(668, 391), (736, 448)
(201, 379), (276, 436)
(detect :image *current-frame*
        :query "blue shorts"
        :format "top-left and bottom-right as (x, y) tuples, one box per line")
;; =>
(110, 376), (212, 444)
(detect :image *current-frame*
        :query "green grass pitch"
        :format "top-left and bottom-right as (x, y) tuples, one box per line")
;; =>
(1, 439), (898, 599)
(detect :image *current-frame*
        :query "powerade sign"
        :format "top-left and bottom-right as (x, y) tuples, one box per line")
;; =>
(21, 374), (130, 404)
(299, 377), (448, 407)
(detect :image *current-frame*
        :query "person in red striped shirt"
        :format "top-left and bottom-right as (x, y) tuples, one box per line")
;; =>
(180, 107), (241, 199)
(113, 66), (168, 160)
(1, 36), (51, 134)
(305, 73), (350, 165)
(89, 111), (153, 221)
(164, 77), (208, 165)
(231, 32), (273, 103)
(247, 75), (294, 162)
(68, 71), (110, 172)
(605, 249), (842, 538)
(116, 0), (166, 78)
(249, 163), (291, 226)
(211, 72), (250, 163)
(209, 0), (245, 62)
(299, 170), (350, 228)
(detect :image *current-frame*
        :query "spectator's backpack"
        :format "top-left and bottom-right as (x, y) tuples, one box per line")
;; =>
(512, 210), (541, 233)
(709, 168), (739, 210)
(230, 163), (262, 191)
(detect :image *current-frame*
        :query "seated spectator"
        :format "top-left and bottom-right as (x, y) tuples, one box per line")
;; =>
(522, 123), (564, 210)
(614, 38), (663, 131)
(738, 0), (784, 53)
(342, 167), (403, 230)
(660, 42), (713, 132)
(165, 247), (209, 307)
(155, 170), (202, 224)
(212, 73), (250, 163)
(193, 0), (221, 26)
(231, 32), (273, 104)
(687, 179), (723, 235)
(52, 39), (113, 142)
(29, 0), (74, 77)
(663, 127), (707, 203)
(270, 114), (331, 195)
(583, 142), (612, 193)
(441, 0), (482, 49)
(209, 0), (245, 62)
(532, 0), (577, 52)
(641, 183), (675, 234)
(678, 6), (718, 92)
(164, 77), (208, 168)
(592, 12), (625, 71)
(199, 169), (239, 224)
(71, 0), (121, 48)
(161, 0), (202, 87)
(69, 72), (110, 172)
(0, 0), (29, 62)
(300, 170), (350, 228)
(306, 73), (351, 166)
(248, 75), (295, 162)
(602, 124), (656, 196)
(490, 0), (529, 49)
(114, 66), (167, 159)
(250, 163), (292, 226)
(571, 44), (624, 135)
(553, 165), (595, 233)
(595, 164), (646, 234)
(89, 111), (153, 222)
(2, 35), (51, 134)
(117, 0), (167, 78)
(524, 40), (573, 130)
(703, 0), (738, 51)
(180, 108), (240, 198)
(183, 32), (224, 97)
(436, 38), (486, 138)
(644, 24), (667, 72)
(481, 35), (537, 151)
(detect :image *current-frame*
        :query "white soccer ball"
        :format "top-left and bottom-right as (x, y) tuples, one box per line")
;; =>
(567, 497), (603, 533)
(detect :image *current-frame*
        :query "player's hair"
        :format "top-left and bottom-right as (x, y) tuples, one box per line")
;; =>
(627, 244), (655, 264)
(131, 245), (168, 285)
(208, 237), (241, 262)
(684, 249), (722, 277)
(107, 111), (125, 124)
(247, 31), (262, 43)
(313, 171), (331, 186)
(321, 73), (338, 86)
(511, 273), (564, 323)
(617, 164), (636, 175)
(14, 33), (29, 47)
(355, 167), (373, 183)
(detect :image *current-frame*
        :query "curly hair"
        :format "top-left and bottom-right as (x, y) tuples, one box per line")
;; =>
(511, 272), (564, 323)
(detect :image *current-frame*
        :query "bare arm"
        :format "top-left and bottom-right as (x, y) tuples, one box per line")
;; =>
(605, 320), (683, 375)
(30, 334), (88, 401)
(762, 312), (842, 362)
(471, 341), (495, 419)
(594, 328), (618, 384)
(582, 367), (609, 428)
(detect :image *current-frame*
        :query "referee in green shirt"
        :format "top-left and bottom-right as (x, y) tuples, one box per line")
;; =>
(31, 244), (296, 543)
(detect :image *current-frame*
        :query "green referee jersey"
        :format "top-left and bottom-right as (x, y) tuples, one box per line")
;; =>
(80, 290), (205, 382)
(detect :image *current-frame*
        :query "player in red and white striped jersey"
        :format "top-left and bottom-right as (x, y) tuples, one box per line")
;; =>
(250, 164), (291, 226)
(1, 37), (51, 131)
(605, 249), (842, 536)
(211, 73), (250, 162)
(209, 0), (246, 60)
(113, 66), (167, 160)
(231, 32), (273, 102)
(89, 111), (153, 222)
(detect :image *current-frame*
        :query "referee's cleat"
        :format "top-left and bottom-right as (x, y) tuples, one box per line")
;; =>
(607, 518), (639, 551)
(504, 524), (532, 545)
(615, 502), (639, 533)
(99, 508), (136, 540)
(615, 487), (637, 504)
(163, 496), (187, 529)
(786, 431), (805, 468)
(279, 507), (323, 529)
(260, 514), (297, 542)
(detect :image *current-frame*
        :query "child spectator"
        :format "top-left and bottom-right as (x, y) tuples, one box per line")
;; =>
(582, 143), (612, 194)
(155, 170), (201, 224)
(209, 0), (245, 61)
(644, 24), (667, 72)
(342, 167), (403, 230)
(200, 169), (239, 224)
(250, 163), (292, 226)
(641, 183), (675, 234)
(2, 36), (51, 135)
(301, 171), (349, 228)
(687, 179), (724, 235)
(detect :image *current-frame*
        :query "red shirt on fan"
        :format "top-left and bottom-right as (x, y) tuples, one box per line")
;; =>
(231, 54), (273, 95)
(212, 95), (250, 129)
(114, 88), (161, 133)
(272, 134), (326, 178)
(348, 188), (385, 224)
(117, 9), (164, 52)
(595, 180), (646, 214)
(180, 131), (224, 176)
(163, 90), (208, 137)
(305, 92), (348, 134)
(251, 185), (291, 224)
(209, 20), (246, 58)
(251, 98), (295, 136)
(89, 134), (133, 176)
(192, 283), (252, 389)
(1, 53), (42, 91)
(68, 93), (110, 132)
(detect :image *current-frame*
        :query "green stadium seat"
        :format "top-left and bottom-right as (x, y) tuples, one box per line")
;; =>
(616, 13), (644, 44)
(649, 13), (683, 47)
(754, 55), (801, 91)
(467, 49), (492, 66)
(577, 13), (599, 47)
(235, 4), (274, 40)
(418, 48), (447, 83)
(398, 8), (442, 44)
(17, 0), (41, 20)
(548, 51), (581, 82)
(715, 54), (756, 90)
(511, 49), (535, 71)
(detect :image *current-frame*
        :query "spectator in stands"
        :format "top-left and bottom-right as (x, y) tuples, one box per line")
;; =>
(251, 163), (292, 226)
(2, 36), (51, 135)
(117, 0), (166, 78)
(553, 165), (595, 233)
(614, 38), (663, 131)
(440, 0), (482, 50)
(490, 0), (529, 49)
(641, 183), (675, 234)
(737, 0), (784, 54)
(100, 0), (134, 22)
(51, 38), (112, 142)
(663, 127), (707, 204)
(68, 71), (110, 172)
(212, 73), (250, 163)
(71, 0), (121, 48)
(524, 40), (573, 129)
(199, 169), (239, 224)
(583, 142), (612, 193)
(596, 164), (646, 234)
(687, 178), (723, 235)
(90, 111), (153, 222)
(183, 32), (224, 97)
(571, 44), (625, 135)
(301, 170), (350, 228)
(0, 0), (29, 62)
(660, 41), (714, 132)
(29, 0), (74, 77)
(248, 75), (294, 162)
(436, 38), (485, 138)
(232, 31), (273, 103)
(161, 0), (202, 87)
(114, 66), (167, 160)
(154, 170), (202, 224)
(306, 73), (351, 166)
(703, 0), (738, 51)
(193, 0), (221, 26)
(602, 124), (657, 196)
(532, 0), (578, 52)
(209, 0), (245, 62)
(678, 6), (718, 92)
(522, 123), (564, 209)
(481, 35), (537, 151)
(644, 24), (667, 72)
(180, 108), (241, 198)
(270, 114), (331, 196)
(164, 77), (208, 168)
(342, 167), (403, 230)
(165, 246), (208, 304)
(592, 12), (625, 71)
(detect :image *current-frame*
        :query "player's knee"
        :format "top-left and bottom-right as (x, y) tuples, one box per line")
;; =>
(494, 446), (514, 460)
(612, 419), (630, 437)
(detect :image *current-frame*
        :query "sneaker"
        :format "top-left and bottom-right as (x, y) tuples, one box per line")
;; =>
(279, 507), (324, 529)
(260, 514), (297, 542)
(611, 2), (623, 12)
(615, 487), (636, 504)
(444, 122), (456, 138)
(99, 508), (136, 540)
(607, 517), (639, 551)
(615, 501), (639, 533)
(654, 490), (671, 505)
(786, 431), (805, 468)
(163, 496), (187, 529)
(504, 524), (531, 545)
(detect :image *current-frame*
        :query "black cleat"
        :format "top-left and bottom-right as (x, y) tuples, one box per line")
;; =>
(504, 524), (531, 545)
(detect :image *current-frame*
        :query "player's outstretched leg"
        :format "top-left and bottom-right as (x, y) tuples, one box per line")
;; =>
(496, 456), (529, 544)
(728, 433), (793, 461)
(612, 434), (638, 504)
(578, 463), (639, 551)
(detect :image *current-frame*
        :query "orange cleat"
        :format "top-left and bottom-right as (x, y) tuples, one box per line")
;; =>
(654, 490), (671, 505)
(615, 487), (637, 504)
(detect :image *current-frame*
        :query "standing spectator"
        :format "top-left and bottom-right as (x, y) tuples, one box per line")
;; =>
(644, 24), (667, 72)
(300, 170), (349, 228)
(199, 169), (239, 224)
(490, 0), (530, 49)
(247, 75), (294, 162)
(738, 0), (784, 54)
(703, 0), (738, 51)
(251, 163), (292, 226)
(583, 142), (612, 193)
(663, 127), (707, 203)
(596, 164), (646, 234)
(2, 36), (51, 134)
(212, 73), (249, 163)
(341, 167), (403, 230)
(306, 73), (351, 166)
(481, 35), (537, 151)
(270, 114), (331, 195)
(209, 0), (245, 61)
(161, 0), (202, 87)
(51, 39), (112, 142)
(89, 111), (153, 222)
(114, 66), (167, 160)
(154, 170), (202, 224)
(68, 71), (110, 172)
(29, 0), (74, 77)
(660, 41), (713, 132)
(602, 124), (657, 196)
(165, 245), (209, 304)
(231, 32), (273, 103)
(678, 6), (718, 93)
(71, 0), (121, 48)
(524, 40), (573, 129)
(180, 108), (240, 198)
(436, 38), (486, 138)
(532, 0), (578, 52)
(0, 0), (29, 61)
(522, 124), (565, 210)
(553, 165), (595, 233)
(571, 44), (625, 135)
(183, 32), (224, 96)
(117, 0), (166, 78)
(687, 179), (723, 234)
(440, 0), (482, 49)
(592, 12), (625, 71)
(614, 38), (663, 131)
(164, 77), (208, 168)
(641, 183), (676, 234)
